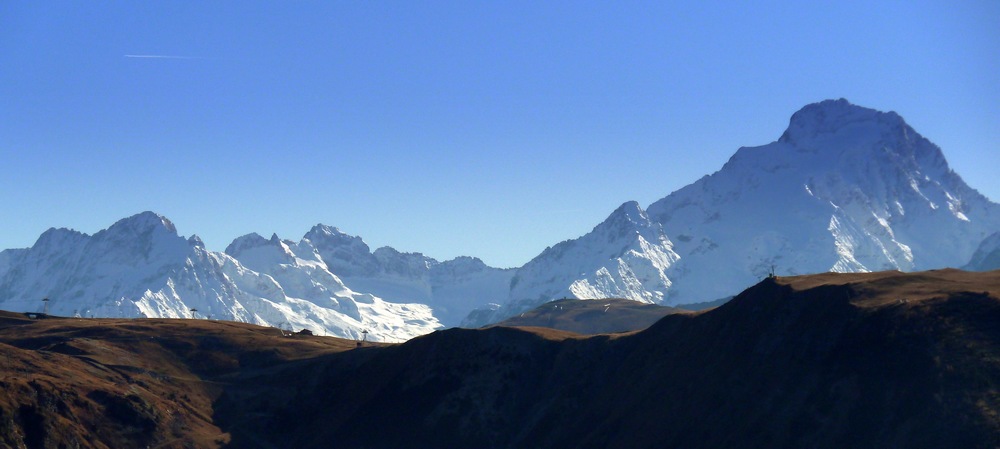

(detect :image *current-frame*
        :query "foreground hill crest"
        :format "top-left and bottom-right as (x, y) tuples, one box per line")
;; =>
(1, 270), (997, 448)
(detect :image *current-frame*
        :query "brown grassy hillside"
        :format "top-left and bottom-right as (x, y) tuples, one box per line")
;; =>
(225, 269), (1000, 449)
(2, 269), (999, 448)
(0, 315), (357, 448)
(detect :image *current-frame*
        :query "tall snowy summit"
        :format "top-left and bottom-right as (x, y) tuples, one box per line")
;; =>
(468, 99), (1000, 325)
(645, 98), (1000, 303)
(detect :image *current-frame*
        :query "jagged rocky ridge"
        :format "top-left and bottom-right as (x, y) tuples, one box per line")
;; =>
(301, 225), (514, 326)
(2, 100), (998, 335)
(0, 214), (461, 342)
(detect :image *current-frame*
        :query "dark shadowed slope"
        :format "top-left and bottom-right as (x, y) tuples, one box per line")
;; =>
(219, 269), (1000, 449)
(567, 269), (1000, 449)
(2, 270), (999, 448)
(493, 297), (687, 334)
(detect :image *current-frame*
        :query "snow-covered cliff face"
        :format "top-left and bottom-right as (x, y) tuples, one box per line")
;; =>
(301, 225), (381, 277)
(463, 201), (679, 327)
(0, 213), (440, 342)
(465, 99), (1000, 326)
(0, 212), (511, 338)
(964, 232), (1000, 272)
(511, 201), (678, 304)
(302, 225), (513, 327)
(0, 213), (192, 317)
(0, 249), (25, 279)
(646, 99), (1000, 303)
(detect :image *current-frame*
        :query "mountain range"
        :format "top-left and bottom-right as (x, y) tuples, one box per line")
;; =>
(0, 214), (515, 342)
(1, 99), (997, 337)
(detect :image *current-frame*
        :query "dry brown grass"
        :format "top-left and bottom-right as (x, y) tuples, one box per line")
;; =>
(0, 315), (360, 448)
(2, 269), (999, 448)
(775, 268), (1000, 307)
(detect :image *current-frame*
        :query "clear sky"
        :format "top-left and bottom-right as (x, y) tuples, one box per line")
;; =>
(1, 1), (998, 268)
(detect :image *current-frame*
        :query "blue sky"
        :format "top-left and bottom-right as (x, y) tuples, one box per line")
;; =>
(1, 1), (998, 268)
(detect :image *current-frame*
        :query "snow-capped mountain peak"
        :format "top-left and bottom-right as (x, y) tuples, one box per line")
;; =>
(5, 100), (997, 337)
(646, 99), (1000, 303)
(466, 99), (1000, 325)
(298, 225), (513, 327)
(30, 227), (88, 256)
(187, 235), (205, 248)
(303, 225), (379, 277)
(224, 232), (299, 273)
(225, 232), (270, 256)
(105, 211), (178, 235)
(464, 201), (680, 326)
(304, 224), (358, 247)
(779, 100), (949, 178)
(601, 200), (651, 235)
(0, 216), (444, 342)
(89, 211), (191, 267)
(779, 98), (902, 145)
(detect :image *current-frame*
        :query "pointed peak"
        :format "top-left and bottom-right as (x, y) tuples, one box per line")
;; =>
(225, 231), (298, 269)
(780, 99), (905, 145)
(224, 232), (269, 256)
(307, 223), (344, 236)
(614, 200), (644, 215)
(585, 201), (661, 244)
(187, 235), (205, 248)
(107, 211), (178, 236)
(304, 224), (367, 245)
(603, 201), (650, 226)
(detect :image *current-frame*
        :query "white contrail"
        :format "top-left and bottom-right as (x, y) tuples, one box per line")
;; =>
(124, 54), (199, 60)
